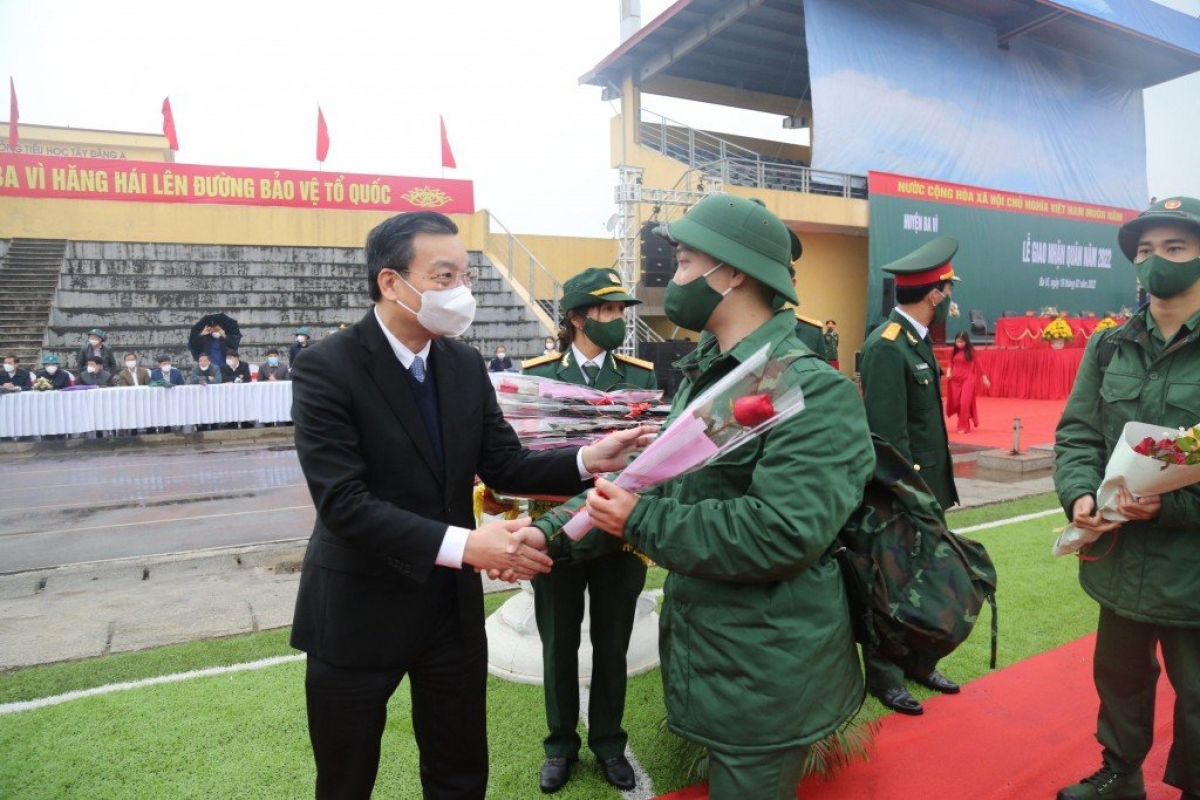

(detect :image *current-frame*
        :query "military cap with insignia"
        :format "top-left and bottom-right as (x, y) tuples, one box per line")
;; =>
(654, 194), (799, 304)
(560, 267), (641, 316)
(42, 353), (60, 364)
(881, 236), (961, 287)
(1117, 196), (1200, 262)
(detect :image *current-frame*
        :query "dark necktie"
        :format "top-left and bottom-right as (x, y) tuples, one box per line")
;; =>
(411, 356), (426, 383)
(582, 361), (600, 385)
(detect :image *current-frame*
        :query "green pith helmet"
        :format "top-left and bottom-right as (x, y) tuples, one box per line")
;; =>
(295, 326), (311, 337)
(43, 353), (60, 364)
(87, 328), (106, 341)
(655, 194), (798, 304)
(1118, 196), (1200, 262)
(560, 267), (641, 316)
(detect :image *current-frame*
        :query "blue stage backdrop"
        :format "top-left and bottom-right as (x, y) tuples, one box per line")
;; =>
(803, 0), (1181, 210)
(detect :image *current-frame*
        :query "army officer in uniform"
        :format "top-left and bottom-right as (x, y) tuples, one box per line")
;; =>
(521, 267), (658, 794)
(859, 235), (962, 716)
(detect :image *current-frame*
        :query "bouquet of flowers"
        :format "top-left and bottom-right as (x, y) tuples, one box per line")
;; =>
(1053, 421), (1200, 556)
(490, 372), (666, 450)
(32, 377), (54, 391)
(1041, 318), (1075, 342)
(560, 343), (806, 540)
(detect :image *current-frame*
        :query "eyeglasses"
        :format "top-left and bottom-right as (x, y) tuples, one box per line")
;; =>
(401, 267), (479, 289)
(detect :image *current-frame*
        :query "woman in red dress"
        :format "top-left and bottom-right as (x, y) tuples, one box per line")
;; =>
(945, 332), (990, 433)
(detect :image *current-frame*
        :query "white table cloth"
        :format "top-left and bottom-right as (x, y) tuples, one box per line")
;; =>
(0, 383), (294, 437)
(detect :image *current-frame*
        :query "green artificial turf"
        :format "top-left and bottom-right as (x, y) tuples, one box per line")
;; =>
(0, 497), (1098, 799)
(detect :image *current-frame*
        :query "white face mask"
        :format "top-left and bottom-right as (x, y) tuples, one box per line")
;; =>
(89, 338), (100, 346)
(296, 335), (307, 343)
(46, 365), (58, 374)
(160, 364), (171, 371)
(3, 364), (14, 373)
(86, 366), (97, 373)
(394, 273), (476, 337)
(125, 361), (137, 370)
(226, 360), (237, 368)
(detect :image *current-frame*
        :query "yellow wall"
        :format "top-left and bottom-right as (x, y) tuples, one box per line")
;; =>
(789, 231), (870, 377)
(0, 123), (173, 162)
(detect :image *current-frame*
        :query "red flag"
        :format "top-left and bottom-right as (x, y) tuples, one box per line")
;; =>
(316, 106), (330, 163)
(440, 115), (456, 169)
(8, 77), (18, 152)
(161, 96), (179, 151)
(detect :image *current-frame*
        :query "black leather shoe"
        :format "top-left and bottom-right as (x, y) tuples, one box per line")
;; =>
(914, 669), (960, 694)
(539, 757), (575, 794)
(875, 686), (923, 715)
(601, 755), (636, 791)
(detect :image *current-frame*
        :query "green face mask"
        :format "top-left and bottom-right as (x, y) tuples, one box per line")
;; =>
(1135, 254), (1200, 299)
(931, 290), (952, 325)
(582, 316), (627, 352)
(664, 264), (729, 331)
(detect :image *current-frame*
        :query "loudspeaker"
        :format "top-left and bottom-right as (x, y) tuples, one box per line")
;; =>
(640, 340), (697, 399)
(640, 221), (674, 288)
(881, 277), (896, 317)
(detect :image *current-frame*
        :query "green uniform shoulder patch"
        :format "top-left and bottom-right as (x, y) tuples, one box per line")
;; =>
(522, 352), (563, 370)
(881, 322), (902, 342)
(614, 353), (655, 371)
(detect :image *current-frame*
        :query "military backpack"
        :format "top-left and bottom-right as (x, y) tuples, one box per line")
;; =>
(836, 435), (998, 667)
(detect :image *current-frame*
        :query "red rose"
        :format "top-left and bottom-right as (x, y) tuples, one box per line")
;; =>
(498, 382), (518, 394)
(1133, 437), (1155, 456)
(733, 394), (775, 427)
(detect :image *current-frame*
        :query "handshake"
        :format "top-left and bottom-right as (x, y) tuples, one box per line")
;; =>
(463, 518), (553, 584)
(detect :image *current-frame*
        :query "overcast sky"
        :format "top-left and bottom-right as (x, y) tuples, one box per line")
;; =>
(1, 0), (1197, 237)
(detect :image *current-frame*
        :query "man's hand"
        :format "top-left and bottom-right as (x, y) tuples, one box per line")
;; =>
(1112, 486), (1161, 522)
(1071, 494), (1122, 535)
(586, 476), (639, 539)
(581, 425), (657, 474)
(463, 518), (552, 581)
(488, 527), (549, 582)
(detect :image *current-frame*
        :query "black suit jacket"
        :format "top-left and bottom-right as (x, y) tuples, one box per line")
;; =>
(290, 309), (587, 667)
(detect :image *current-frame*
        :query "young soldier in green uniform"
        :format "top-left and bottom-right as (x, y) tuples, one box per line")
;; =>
(520, 195), (875, 799)
(1055, 196), (1200, 800)
(858, 236), (963, 716)
(521, 267), (657, 794)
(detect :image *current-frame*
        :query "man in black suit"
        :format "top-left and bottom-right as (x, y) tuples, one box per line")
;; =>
(289, 211), (650, 800)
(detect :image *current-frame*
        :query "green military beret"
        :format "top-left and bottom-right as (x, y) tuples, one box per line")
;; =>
(654, 194), (798, 305)
(561, 267), (641, 315)
(881, 236), (961, 287)
(1118, 196), (1200, 262)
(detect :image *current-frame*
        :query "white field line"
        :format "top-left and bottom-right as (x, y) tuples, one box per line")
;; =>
(0, 512), (1056, 718)
(0, 654), (304, 716)
(955, 508), (1062, 534)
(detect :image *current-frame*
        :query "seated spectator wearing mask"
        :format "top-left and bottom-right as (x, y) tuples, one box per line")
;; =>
(488, 346), (514, 373)
(189, 353), (223, 385)
(112, 353), (152, 387)
(150, 355), (184, 386)
(258, 348), (290, 381)
(78, 356), (112, 387)
(2, 355), (34, 392)
(222, 350), (253, 383)
(36, 354), (71, 390)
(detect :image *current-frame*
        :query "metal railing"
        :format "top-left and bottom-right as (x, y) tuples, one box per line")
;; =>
(638, 110), (867, 200)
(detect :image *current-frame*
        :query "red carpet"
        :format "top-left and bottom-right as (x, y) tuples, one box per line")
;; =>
(947, 395), (1066, 452)
(654, 635), (1179, 800)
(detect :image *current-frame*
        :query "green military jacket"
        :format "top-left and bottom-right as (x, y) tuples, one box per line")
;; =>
(860, 309), (958, 510)
(521, 347), (658, 392)
(1055, 306), (1200, 628)
(536, 310), (875, 753)
(793, 313), (824, 358)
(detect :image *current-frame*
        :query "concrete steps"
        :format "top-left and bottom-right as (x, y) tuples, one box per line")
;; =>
(0, 238), (67, 365)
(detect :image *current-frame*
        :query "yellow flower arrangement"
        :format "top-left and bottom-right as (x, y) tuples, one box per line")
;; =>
(1041, 318), (1075, 341)
(1093, 317), (1119, 333)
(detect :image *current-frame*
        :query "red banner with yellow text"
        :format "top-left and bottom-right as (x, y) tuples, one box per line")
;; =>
(0, 152), (474, 213)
